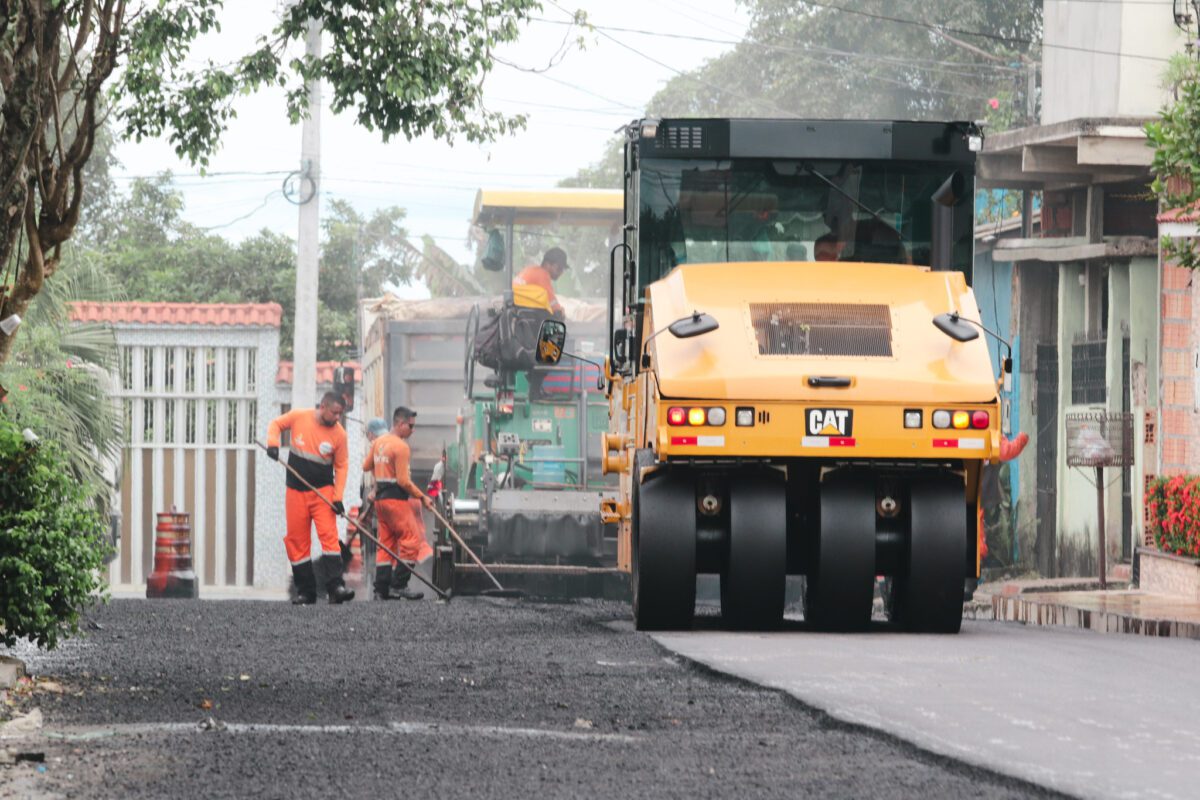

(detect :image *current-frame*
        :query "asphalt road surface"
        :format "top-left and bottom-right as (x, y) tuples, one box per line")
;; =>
(657, 620), (1200, 800)
(2, 599), (1066, 800)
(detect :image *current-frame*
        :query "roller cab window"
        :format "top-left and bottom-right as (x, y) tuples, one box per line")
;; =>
(637, 158), (972, 291)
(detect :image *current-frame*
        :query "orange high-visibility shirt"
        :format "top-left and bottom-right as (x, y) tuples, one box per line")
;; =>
(362, 432), (424, 502)
(513, 264), (561, 312)
(267, 409), (349, 501)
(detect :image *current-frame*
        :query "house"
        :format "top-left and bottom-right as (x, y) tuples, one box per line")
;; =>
(972, 0), (1183, 577)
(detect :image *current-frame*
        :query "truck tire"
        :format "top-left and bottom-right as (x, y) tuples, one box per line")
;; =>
(806, 470), (875, 632)
(892, 472), (965, 633)
(720, 471), (787, 630)
(632, 452), (696, 631)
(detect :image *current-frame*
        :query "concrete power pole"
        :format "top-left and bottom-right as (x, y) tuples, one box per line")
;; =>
(291, 18), (322, 411)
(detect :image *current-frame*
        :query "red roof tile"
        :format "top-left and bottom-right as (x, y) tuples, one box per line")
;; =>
(69, 302), (282, 328)
(1158, 200), (1200, 224)
(276, 361), (361, 386)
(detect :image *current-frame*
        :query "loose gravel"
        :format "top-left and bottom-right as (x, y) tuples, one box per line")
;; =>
(0, 598), (1068, 799)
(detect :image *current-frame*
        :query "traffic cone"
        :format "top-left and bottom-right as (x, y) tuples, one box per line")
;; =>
(146, 508), (199, 599)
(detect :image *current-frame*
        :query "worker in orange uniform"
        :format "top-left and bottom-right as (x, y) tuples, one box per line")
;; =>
(513, 246), (569, 316)
(363, 405), (434, 601)
(266, 392), (355, 605)
(977, 432), (1031, 568)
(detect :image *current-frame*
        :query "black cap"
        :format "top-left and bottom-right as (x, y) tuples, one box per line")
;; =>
(543, 247), (569, 270)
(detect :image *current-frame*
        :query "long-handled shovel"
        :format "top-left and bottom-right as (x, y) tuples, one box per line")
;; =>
(339, 497), (374, 565)
(256, 441), (451, 602)
(427, 505), (522, 599)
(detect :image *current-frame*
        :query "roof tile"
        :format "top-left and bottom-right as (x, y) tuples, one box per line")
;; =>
(69, 302), (282, 328)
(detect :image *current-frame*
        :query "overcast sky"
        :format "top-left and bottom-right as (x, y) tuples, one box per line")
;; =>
(111, 1), (749, 298)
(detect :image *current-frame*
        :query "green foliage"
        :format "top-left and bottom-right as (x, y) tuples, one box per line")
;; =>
(118, 0), (543, 167)
(563, 2), (1042, 225)
(1, 0), (547, 370)
(0, 254), (123, 514)
(641, 0), (1041, 125)
(1147, 58), (1200, 271)
(0, 417), (110, 650)
(83, 177), (421, 359)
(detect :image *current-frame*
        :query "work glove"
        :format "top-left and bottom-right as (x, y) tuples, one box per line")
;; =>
(332, 500), (345, 516)
(266, 445), (279, 461)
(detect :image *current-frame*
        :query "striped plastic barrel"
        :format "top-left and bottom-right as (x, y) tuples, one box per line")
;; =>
(146, 509), (199, 599)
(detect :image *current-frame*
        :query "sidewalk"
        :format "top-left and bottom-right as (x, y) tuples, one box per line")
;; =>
(971, 574), (1200, 640)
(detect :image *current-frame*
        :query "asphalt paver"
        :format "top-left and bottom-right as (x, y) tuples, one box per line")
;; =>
(2, 598), (1068, 799)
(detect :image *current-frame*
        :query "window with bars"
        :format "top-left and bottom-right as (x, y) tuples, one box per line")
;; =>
(1071, 339), (1107, 404)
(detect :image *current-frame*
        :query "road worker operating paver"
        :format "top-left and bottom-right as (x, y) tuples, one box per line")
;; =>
(363, 405), (434, 601)
(266, 392), (355, 605)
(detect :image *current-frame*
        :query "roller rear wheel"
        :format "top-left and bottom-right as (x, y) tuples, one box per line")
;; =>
(632, 458), (696, 631)
(891, 473), (965, 633)
(806, 470), (875, 632)
(721, 471), (787, 630)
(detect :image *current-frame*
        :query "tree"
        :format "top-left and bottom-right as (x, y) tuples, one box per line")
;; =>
(87, 176), (429, 360)
(562, 1), (1043, 192)
(0, 0), (545, 368)
(641, 1), (1041, 125)
(1147, 54), (1200, 271)
(0, 250), (123, 515)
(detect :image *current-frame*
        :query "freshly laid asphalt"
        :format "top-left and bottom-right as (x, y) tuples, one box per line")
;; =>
(1, 598), (1068, 799)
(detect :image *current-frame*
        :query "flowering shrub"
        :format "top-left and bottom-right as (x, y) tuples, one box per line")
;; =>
(1145, 476), (1200, 558)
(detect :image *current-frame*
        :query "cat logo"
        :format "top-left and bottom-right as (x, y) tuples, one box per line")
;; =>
(806, 408), (853, 437)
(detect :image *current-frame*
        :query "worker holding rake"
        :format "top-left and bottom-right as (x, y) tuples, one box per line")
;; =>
(266, 392), (355, 605)
(363, 405), (434, 601)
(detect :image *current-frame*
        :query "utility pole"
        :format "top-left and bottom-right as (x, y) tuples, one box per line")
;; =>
(292, 17), (321, 411)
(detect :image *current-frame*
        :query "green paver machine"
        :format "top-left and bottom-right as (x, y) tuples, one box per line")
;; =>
(435, 189), (623, 592)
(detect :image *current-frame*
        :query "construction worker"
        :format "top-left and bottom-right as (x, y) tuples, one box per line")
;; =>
(363, 405), (434, 600)
(513, 246), (569, 316)
(266, 392), (355, 605)
(349, 417), (391, 568)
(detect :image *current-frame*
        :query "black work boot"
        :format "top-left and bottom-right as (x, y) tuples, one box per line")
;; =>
(390, 562), (424, 601)
(373, 564), (394, 601)
(291, 561), (317, 605)
(322, 555), (355, 604)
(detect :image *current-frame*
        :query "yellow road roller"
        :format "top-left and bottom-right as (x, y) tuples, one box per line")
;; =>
(589, 118), (1007, 633)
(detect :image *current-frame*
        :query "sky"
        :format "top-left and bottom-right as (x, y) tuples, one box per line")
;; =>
(111, 1), (751, 298)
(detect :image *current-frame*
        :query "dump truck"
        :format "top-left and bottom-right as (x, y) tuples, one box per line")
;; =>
(594, 118), (1003, 632)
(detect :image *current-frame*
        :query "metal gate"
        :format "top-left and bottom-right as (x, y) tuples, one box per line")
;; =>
(114, 343), (259, 588)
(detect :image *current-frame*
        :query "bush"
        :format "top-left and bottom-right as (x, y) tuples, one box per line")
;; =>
(0, 417), (110, 649)
(1145, 475), (1200, 559)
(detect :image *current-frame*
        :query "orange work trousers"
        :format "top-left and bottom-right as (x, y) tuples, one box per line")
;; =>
(284, 487), (341, 565)
(375, 498), (433, 565)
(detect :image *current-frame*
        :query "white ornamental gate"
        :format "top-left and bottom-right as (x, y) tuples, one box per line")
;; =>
(74, 303), (282, 590)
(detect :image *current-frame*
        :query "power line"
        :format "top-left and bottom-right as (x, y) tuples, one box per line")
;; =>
(519, 69), (643, 111)
(531, 16), (1020, 75)
(111, 169), (291, 180)
(543, 2), (798, 118)
(795, 0), (1170, 63)
(198, 190), (282, 231)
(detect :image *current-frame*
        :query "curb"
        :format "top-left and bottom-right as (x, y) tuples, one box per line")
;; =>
(989, 594), (1200, 641)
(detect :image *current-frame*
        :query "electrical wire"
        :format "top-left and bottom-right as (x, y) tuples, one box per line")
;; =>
(530, 15), (1022, 76)
(198, 190), (282, 231)
(544, 1), (798, 118)
(794, 0), (1169, 63)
